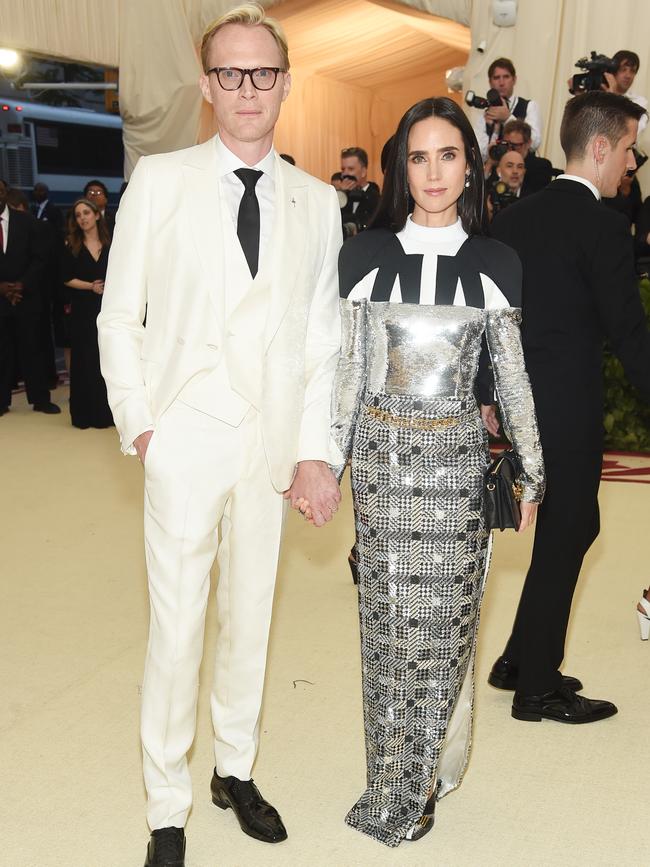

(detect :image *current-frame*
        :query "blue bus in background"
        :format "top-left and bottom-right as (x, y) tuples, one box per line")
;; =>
(0, 98), (123, 207)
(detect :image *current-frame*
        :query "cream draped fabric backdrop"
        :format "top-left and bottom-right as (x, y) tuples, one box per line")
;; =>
(465, 0), (650, 188)
(0, 0), (469, 179)
(1, 0), (650, 184)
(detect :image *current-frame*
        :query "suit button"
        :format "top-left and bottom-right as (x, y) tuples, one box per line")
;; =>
(206, 343), (218, 350)
(177, 337), (185, 345)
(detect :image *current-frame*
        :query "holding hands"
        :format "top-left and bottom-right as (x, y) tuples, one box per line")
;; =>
(284, 459), (341, 527)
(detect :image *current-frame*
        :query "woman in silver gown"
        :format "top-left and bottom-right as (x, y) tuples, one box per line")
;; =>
(328, 98), (545, 847)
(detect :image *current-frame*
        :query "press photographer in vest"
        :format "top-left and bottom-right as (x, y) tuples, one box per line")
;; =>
(472, 57), (543, 162)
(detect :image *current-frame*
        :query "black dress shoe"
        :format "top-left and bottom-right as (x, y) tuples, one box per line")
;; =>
(33, 401), (61, 414)
(512, 686), (618, 724)
(144, 827), (185, 867)
(488, 656), (583, 692)
(0, 406), (9, 416)
(210, 769), (287, 843)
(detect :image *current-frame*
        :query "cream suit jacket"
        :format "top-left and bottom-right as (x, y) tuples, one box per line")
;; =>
(97, 136), (344, 492)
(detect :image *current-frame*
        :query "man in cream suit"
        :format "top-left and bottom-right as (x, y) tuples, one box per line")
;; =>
(98, 6), (342, 865)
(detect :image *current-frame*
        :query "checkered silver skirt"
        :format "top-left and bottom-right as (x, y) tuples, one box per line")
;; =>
(345, 391), (491, 847)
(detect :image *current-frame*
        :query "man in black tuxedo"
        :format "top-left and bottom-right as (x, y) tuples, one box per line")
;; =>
(488, 91), (650, 724)
(502, 120), (555, 196)
(0, 179), (59, 415)
(332, 146), (380, 234)
(32, 182), (64, 235)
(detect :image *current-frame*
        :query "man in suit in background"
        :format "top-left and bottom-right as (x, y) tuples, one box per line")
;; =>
(333, 146), (380, 234)
(0, 179), (59, 416)
(502, 119), (555, 195)
(98, 5), (342, 865)
(83, 179), (115, 235)
(488, 91), (650, 724)
(32, 182), (63, 235)
(32, 182), (63, 389)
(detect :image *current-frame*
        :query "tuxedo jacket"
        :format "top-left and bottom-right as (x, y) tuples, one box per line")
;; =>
(491, 178), (650, 451)
(340, 181), (380, 230)
(0, 208), (47, 317)
(98, 136), (344, 491)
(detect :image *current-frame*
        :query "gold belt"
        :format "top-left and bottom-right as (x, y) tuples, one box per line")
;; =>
(365, 405), (460, 431)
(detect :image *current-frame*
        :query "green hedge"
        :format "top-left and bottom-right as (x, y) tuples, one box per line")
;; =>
(603, 278), (650, 452)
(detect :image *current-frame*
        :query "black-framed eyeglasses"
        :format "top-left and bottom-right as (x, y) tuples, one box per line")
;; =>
(207, 67), (284, 91)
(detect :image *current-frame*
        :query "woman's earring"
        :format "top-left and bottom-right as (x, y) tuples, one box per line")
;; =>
(464, 176), (470, 188)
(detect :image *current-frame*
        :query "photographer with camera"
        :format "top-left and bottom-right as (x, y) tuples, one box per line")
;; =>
(486, 144), (525, 220)
(501, 120), (555, 195)
(569, 50), (647, 134)
(469, 58), (543, 162)
(331, 146), (380, 238)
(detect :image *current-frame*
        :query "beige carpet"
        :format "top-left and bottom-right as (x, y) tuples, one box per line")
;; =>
(2, 387), (648, 867)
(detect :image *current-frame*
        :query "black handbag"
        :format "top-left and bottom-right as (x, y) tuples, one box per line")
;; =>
(484, 449), (524, 531)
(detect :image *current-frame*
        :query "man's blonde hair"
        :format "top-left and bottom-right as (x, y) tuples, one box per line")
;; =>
(201, 3), (290, 74)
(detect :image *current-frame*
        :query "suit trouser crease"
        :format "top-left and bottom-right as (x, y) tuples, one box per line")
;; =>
(504, 449), (602, 695)
(141, 400), (283, 830)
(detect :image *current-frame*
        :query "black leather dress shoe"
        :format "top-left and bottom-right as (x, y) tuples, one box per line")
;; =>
(0, 406), (9, 416)
(488, 656), (583, 692)
(512, 686), (618, 723)
(144, 827), (185, 867)
(33, 401), (61, 414)
(211, 769), (287, 843)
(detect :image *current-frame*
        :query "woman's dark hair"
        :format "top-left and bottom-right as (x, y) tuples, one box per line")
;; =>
(66, 197), (111, 256)
(370, 97), (486, 235)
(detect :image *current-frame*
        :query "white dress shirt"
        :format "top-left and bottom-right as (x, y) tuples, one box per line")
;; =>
(0, 205), (8, 253)
(555, 174), (601, 201)
(473, 93), (543, 161)
(36, 199), (49, 219)
(216, 136), (275, 263)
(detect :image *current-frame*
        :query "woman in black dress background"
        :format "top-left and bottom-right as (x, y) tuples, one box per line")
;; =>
(62, 198), (113, 429)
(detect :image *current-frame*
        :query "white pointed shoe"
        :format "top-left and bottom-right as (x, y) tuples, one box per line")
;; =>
(637, 591), (650, 641)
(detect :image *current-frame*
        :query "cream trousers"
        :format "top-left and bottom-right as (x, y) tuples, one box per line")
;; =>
(141, 400), (285, 830)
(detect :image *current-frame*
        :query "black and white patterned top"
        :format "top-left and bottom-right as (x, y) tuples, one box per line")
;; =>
(339, 216), (522, 310)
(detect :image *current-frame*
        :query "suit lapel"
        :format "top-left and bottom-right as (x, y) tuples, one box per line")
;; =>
(263, 155), (308, 348)
(181, 137), (225, 324)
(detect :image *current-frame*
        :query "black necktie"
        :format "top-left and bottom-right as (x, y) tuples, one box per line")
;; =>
(234, 168), (263, 277)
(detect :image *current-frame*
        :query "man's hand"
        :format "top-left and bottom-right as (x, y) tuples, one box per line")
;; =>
(485, 103), (510, 124)
(480, 404), (500, 437)
(283, 460), (341, 528)
(0, 281), (22, 305)
(518, 501), (538, 534)
(134, 430), (154, 464)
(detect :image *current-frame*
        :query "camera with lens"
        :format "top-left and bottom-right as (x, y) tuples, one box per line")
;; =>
(488, 180), (518, 215)
(488, 140), (517, 163)
(569, 51), (618, 94)
(465, 88), (503, 110)
(340, 174), (365, 204)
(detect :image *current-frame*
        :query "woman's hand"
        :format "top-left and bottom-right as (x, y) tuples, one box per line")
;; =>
(91, 280), (105, 295)
(518, 501), (538, 534)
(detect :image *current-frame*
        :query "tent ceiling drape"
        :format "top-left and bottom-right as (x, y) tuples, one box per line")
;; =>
(3, 1), (649, 186)
(0, 0), (470, 178)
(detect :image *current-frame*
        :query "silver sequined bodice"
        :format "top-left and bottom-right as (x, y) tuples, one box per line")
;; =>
(332, 299), (545, 502)
(365, 302), (486, 397)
